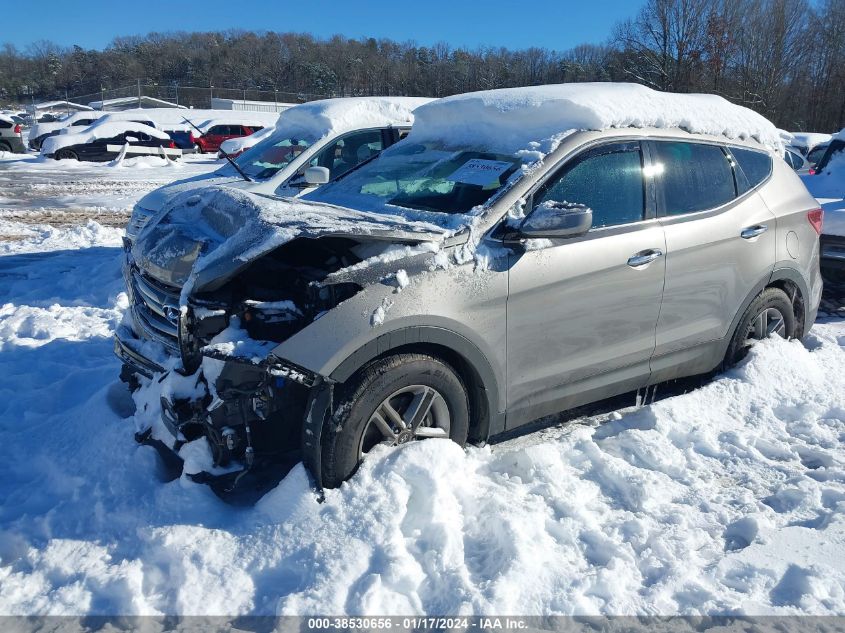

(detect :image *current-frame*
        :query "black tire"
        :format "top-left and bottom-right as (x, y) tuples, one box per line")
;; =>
(322, 353), (470, 488)
(194, 144), (203, 154)
(0, 141), (10, 153)
(56, 149), (79, 161)
(724, 287), (796, 367)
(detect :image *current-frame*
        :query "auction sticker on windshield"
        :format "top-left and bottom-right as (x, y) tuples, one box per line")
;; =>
(448, 158), (513, 186)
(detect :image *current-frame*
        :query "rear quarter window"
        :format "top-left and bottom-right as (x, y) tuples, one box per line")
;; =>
(652, 141), (736, 215)
(730, 147), (773, 193)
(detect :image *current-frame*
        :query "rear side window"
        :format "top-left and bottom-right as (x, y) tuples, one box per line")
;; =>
(534, 141), (645, 228)
(731, 147), (773, 192)
(652, 141), (735, 215)
(0, 120), (11, 129)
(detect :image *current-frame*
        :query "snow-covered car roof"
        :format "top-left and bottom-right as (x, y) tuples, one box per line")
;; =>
(271, 96), (431, 142)
(791, 132), (833, 150)
(29, 111), (106, 139)
(407, 82), (782, 157)
(41, 121), (170, 155)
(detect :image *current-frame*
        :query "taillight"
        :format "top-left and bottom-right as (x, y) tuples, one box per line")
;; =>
(807, 208), (824, 235)
(809, 168), (816, 176)
(14, 124), (21, 134)
(169, 141), (176, 149)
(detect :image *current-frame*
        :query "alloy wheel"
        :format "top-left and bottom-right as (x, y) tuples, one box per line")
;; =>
(744, 307), (787, 346)
(359, 384), (451, 457)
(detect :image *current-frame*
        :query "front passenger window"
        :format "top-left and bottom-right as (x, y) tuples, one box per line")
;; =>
(533, 141), (645, 228)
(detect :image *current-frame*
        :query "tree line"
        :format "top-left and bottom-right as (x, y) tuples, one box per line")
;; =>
(1, 0), (843, 132)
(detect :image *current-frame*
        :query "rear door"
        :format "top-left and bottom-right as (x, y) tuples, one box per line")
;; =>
(649, 140), (777, 380)
(506, 140), (667, 426)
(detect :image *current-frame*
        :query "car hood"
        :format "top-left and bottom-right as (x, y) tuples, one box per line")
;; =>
(132, 185), (452, 296)
(135, 171), (249, 213)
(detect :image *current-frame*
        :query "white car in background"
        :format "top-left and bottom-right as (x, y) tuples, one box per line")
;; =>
(125, 96), (431, 242)
(28, 111), (105, 150)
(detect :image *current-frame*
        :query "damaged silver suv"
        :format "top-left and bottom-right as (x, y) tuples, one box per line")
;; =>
(116, 83), (823, 490)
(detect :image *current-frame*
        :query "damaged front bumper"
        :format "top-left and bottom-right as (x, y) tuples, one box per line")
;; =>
(114, 324), (333, 494)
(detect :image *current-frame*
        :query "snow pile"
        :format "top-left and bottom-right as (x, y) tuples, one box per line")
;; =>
(41, 121), (169, 155)
(220, 125), (275, 154)
(0, 219), (124, 255)
(269, 96), (431, 144)
(409, 83), (783, 157)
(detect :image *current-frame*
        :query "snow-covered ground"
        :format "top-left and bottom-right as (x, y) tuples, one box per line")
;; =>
(0, 152), (219, 246)
(1, 153), (845, 616)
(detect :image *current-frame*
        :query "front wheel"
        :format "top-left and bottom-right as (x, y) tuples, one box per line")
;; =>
(322, 353), (470, 488)
(724, 287), (796, 367)
(56, 148), (79, 161)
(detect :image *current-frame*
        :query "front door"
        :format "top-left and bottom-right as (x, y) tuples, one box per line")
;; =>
(506, 140), (666, 427)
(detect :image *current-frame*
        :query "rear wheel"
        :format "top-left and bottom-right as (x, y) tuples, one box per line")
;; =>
(724, 287), (796, 367)
(56, 148), (79, 161)
(322, 353), (470, 488)
(194, 143), (203, 154)
(0, 141), (11, 153)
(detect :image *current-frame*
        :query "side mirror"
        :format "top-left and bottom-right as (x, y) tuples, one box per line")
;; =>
(304, 166), (330, 185)
(519, 201), (592, 239)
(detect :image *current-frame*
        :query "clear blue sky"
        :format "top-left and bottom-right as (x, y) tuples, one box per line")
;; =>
(3, 0), (642, 52)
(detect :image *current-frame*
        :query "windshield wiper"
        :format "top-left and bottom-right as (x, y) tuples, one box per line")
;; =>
(182, 117), (252, 183)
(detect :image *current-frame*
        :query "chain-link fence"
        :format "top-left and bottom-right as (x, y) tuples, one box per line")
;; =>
(52, 82), (334, 112)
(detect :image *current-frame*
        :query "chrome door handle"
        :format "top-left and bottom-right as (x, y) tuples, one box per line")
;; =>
(741, 224), (768, 239)
(627, 249), (664, 267)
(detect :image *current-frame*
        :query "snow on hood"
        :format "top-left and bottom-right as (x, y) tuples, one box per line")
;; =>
(220, 125), (276, 154)
(134, 173), (246, 213)
(132, 186), (451, 296)
(268, 96), (432, 143)
(41, 121), (169, 154)
(408, 82), (783, 156)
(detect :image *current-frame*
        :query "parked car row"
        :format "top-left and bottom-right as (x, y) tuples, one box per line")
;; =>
(113, 84), (824, 494)
(24, 108), (278, 161)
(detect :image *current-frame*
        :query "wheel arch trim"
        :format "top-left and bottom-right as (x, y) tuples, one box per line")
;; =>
(327, 325), (504, 442)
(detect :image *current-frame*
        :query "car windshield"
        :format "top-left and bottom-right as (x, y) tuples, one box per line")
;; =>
(233, 135), (316, 180)
(306, 141), (524, 215)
